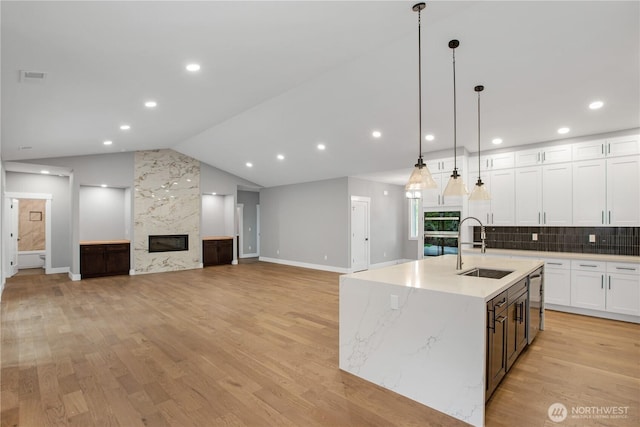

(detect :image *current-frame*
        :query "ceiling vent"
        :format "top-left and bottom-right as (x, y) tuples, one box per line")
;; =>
(19, 70), (47, 83)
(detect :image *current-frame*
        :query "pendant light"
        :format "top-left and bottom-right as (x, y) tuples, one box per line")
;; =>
(405, 2), (437, 199)
(469, 85), (491, 201)
(443, 39), (468, 197)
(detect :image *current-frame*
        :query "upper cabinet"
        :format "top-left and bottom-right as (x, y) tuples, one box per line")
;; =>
(573, 135), (640, 161)
(422, 157), (464, 208)
(573, 155), (640, 226)
(515, 164), (572, 226)
(469, 169), (515, 225)
(468, 152), (515, 173)
(515, 144), (572, 168)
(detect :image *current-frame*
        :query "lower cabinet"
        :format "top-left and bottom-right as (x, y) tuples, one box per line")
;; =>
(486, 291), (507, 401)
(80, 243), (130, 279)
(203, 238), (233, 266)
(506, 279), (529, 371)
(543, 259), (571, 306)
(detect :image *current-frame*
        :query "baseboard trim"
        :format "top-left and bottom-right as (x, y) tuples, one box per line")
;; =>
(259, 257), (349, 274)
(47, 267), (69, 275)
(68, 271), (81, 281)
(129, 269), (136, 276)
(240, 253), (259, 258)
(232, 260), (239, 265)
(546, 304), (639, 324)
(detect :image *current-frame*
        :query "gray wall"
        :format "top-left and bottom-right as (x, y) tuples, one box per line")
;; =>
(260, 177), (349, 268)
(347, 178), (407, 265)
(237, 190), (259, 255)
(201, 194), (227, 237)
(5, 172), (71, 269)
(79, 186), (126, 241)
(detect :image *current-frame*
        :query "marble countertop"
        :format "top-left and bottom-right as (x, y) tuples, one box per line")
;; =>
(202, 236), (234, 241)
(342, 254), (543, 301)
(462, 247), (640, 263)
(80, 240), (130, 245)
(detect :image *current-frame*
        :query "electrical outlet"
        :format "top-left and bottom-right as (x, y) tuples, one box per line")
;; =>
(532, 233), (538, 241)
(324, 254), (328, 260)
(276, 249), (279, 255)
(589, 234), (596, 243)
(390, 294), (399, 310)
(249, 246), (251, 251)
(383, 251), (387, 257)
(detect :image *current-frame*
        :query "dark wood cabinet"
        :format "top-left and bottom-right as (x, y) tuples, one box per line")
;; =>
(203, 238), (233, 266)
(80, 242), (130, 279)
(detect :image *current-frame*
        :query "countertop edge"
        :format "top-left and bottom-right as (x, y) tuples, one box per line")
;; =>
(80, 240), (130, 245)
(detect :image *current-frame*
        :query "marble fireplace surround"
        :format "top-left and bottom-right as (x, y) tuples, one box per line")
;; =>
(133, 149), (201, 274)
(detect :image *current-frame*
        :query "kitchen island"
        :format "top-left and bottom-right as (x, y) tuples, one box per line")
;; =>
(339, 254), (543, 427)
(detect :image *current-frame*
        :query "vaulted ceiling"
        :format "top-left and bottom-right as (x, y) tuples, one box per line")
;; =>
(2, 1), (638, 188)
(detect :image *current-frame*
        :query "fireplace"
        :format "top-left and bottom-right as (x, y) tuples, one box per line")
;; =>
(148, 234), (189, 253)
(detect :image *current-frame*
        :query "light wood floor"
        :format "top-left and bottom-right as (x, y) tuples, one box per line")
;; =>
(1, 262), (638, 427)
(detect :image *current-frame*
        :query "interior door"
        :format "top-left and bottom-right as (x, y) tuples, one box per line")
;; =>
(350, 198), (369, 272)
(5, 198), (19, 277)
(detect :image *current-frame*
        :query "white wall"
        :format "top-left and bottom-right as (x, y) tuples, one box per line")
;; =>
(201, 194), (227, 237)
(79, 186), (127, 241)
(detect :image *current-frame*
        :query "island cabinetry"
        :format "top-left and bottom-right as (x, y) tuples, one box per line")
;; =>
(80, 241), (130, 279)
(486, 290), (507, 401)
(203, 237), (233, 266)
(506, 278), (528, 371)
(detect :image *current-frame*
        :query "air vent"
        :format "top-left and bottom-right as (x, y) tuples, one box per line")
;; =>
(19, 70), (47, 83)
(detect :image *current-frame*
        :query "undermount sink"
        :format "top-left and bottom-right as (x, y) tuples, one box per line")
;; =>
(459, 268), (514, 279)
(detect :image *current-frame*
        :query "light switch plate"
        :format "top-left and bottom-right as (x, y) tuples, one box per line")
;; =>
(390, 294), (399, 310)
(532, 233), (538, 241)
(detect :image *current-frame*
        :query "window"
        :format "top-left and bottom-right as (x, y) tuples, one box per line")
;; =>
(408, 198), (421, 239)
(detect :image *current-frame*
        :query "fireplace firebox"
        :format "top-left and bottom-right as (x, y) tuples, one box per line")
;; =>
(148, 234), (189, 253)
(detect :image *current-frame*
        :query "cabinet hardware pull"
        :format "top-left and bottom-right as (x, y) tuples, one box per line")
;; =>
(543, 152), (546, 162)
(608, 211), (611, 224)
(602, 211), (604, 224)
(487, 213), (489, 224)
(601, 275), (604, 289)
(538, 212), (541, 224)
(520, 301), (525, 323)
(537, 152), (540, 163)
(615, 267), (637, 271)
(547, 262), (562, 265)
(496, 315), (507, 324)
(543, 212), (546, 224)
(601, 144), (604, 155)
(492, 213), (494, 224)
(608, 276), (611, 290)
(580, 264), (598, 267)
(491, 159), (494, 168)
(608, 143), (611, 154)
(495, 299), (507, 308)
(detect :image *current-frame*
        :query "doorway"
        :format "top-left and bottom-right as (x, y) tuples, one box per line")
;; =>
(3, 192), (52, 279)
(350, 196), (370, 272)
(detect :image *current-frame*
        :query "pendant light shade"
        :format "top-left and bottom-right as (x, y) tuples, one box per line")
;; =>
(469, 84), (491, 201)
(405, 2), (437, 198)
(443, 39), (468, 197)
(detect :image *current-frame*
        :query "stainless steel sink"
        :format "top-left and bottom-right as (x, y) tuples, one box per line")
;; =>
(459, 268), (514, 279)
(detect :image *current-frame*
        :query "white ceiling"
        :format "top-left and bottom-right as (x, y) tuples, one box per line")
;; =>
(2, 1), (639, 188)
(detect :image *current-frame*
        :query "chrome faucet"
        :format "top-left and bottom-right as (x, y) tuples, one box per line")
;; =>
(457, 216), (486, 270)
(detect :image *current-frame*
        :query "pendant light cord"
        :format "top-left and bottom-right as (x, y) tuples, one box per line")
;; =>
(477, 88), (481, 180)
(452, 47), (457, 172)
(417, 7), (423, 163)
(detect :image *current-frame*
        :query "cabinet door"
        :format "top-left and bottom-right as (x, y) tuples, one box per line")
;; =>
(607, 156), (640, 226)
(80, 245), (106, 277)
(572, 160), (606, 226)
(218, 240), (234, 265)
(606, 274), (640, 316)
(570, 270), (605, 310)
(203, 241), (219, 266)
(573, 139), (606, 161)
(489, 152), (515, 170)
(487, 307), (507, 398)
(606, 135), (639, 157)
(515, 167), (542, 225)
(541, 144), (572, 164)
(542, 164), (572, 225)
(105, 244), (130, 275)
(544, 267), (571, 306)
(422, 174), (443, 208)
(515, 148), (541, 167)
(489, 169), (515, 225)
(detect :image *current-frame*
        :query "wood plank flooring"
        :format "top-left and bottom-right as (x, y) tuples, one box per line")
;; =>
(1, 262), (638, 427)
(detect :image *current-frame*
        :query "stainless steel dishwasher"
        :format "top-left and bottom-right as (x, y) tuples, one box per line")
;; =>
(528, 266), (544, 343)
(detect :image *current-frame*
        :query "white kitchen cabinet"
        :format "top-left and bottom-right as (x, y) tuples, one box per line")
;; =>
(422, 157), (464, 208)
(606, 262), (640, 316)
(469, 152), (515, 173)
(544, 259), (571, 306)
(570, 261), (606, 311)
(573, 135), (639, 161)
(469, 169), (515, 225)
(607, 156), (640, 226)
(515, 144), (572, 167)
(573, 155), (640, 226)
(515, 164), (572, 225)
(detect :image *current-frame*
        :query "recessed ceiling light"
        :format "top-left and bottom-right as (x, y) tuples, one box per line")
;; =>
(589, 100), (604, 110)
(557, 127), (570, 134)
(101, 184), (107, 188)
(40, 170), (50, 174)
(372, 130), (382, 138)
(120, 124), (131, 130)
(492, 138), (503, 145)
(425, 134), (435, 141)
(277, 154), (285, 160)
(317, 143), (326, 150)
(103, 140), (113, 146)
(186, 63), (201, 72)
(144, 101), (157, 108)
(246, 162), (253, 167)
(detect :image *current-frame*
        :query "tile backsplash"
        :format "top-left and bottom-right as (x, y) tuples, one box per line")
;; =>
(473, 226), (640, 256)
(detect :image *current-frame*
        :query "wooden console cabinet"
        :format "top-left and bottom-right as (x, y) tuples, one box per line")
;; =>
(203, 237), (233, 266)
(80, 241), (130, 279)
